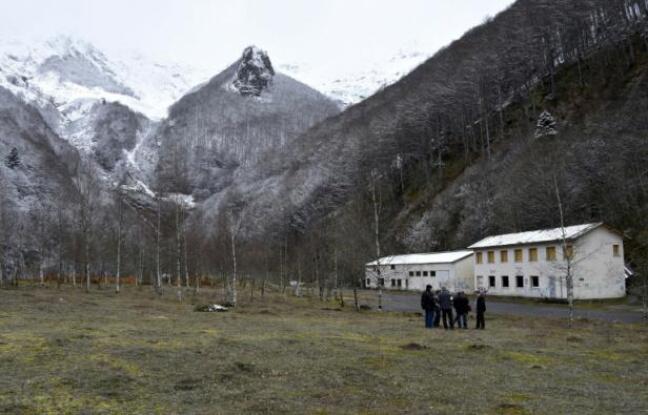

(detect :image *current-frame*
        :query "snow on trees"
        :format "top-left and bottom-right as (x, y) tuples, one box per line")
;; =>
(535, 110), (558, 138)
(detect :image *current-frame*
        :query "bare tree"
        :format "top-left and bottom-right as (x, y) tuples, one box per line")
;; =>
(72, 160), (99, 293)
(553, 174), (575, 327)
(226, 193), (246, 306)
(155, 195), (162, 293)
(370, 170), (384, 310)
(115, 190), (124, 293)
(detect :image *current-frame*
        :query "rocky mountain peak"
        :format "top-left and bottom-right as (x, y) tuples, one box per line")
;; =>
(232, 46), (275, 96)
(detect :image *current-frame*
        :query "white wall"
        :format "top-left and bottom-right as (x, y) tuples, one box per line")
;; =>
(365, 255), (474, 292)
(473, 227), (625, 299)
(571, 227), (625, 299)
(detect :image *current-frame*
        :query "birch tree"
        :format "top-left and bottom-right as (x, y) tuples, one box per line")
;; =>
(226, 193), (246, 306)
(370, 170), (384, 310)
(72, 160), (99, 293)
(115, 189), (124, 293)
(554, 174), (575, 327)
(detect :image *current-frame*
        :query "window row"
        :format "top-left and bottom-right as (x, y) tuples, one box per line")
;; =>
(476, 246), (568, 265)
(408, 270), (437, 277)
(481, 275), (540, 289)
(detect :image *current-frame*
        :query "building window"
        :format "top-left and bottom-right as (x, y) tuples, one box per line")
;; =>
(529, 248), (538, 262)
(423, 271), (428, 277)
(476, 252), (483, 264)
(430, 271), (436, 277)
(500, 250), (508, 263)
(416, 271), (421, 277)
(397, 279), (402, 287)
(564, 245), (574, 260)
(391, 279), (396, 287)
(516, 276), (524, 288)
(546, 246), (556, 261)
(476, 276), (484, 288)
(487, 251), (495, 264)
(514, 249), (523, 263)
(390, 265), (396, 270)
(613, 244), (620, 257)
(488, 276), (496, 288)
(409, 271), (414, 277)
(366, 278), (371, 286)
(531, 276), (539, 288)
(501, 276), (509, 288)
(379, 278), (385, 287)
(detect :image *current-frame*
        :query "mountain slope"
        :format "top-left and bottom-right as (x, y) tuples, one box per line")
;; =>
(0, 86), (79, 225)
(203, 0), (648, 255)
(153, 46), (340, 197)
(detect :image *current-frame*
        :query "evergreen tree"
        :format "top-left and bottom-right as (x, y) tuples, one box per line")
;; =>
(535, 110), (558, 138)
(5, 148), (20, 169)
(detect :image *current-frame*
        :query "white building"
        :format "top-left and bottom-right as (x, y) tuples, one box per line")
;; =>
(365, 251), (475, 292)
(468, 223), (626, 299)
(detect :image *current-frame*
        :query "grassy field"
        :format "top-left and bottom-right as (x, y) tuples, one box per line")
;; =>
(0, 286), (647, 415)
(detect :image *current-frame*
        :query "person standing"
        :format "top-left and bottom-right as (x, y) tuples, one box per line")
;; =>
(453, 291), (470, 329)
(433, 290), (442, 327)
(475, 290), (486, 330)
(420, 285), (437, 328)
(438, 287), (454, 329)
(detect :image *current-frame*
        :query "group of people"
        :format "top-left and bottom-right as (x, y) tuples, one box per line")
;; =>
(420, 285), (486, 330)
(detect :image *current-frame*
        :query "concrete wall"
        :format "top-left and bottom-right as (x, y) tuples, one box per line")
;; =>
(473, 227), (625, 299)
(365, 256), (475, 292)
(571, 227), (626, 299)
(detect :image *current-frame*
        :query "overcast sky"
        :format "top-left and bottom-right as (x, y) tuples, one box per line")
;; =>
(2, 0), (515, 72)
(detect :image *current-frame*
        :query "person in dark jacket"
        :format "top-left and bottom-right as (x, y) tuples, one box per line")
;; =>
(433, 290), (442, 327)
(438, 287), (454, 329)
(475, 291), (486, 329)
(453, 291), (470, 329)
(420, 285), (437, 328)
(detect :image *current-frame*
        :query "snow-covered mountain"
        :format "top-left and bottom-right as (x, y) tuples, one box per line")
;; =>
(280, 48), (431, 107)
(0, 35), (210, 125)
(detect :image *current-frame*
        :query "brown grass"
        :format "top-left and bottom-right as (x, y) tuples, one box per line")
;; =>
(0, 286), (646, 414)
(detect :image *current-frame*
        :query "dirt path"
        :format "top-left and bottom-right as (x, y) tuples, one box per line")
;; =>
(379, 291), (644, 324)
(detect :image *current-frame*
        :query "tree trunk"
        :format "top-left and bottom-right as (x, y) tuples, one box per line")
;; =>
(371, 176), (383, 310)
(181, 205), (190, 289)
(230, 231), (238, 306)
(84, 229), (91, 293)
(156, 197), (162, 293)
(333, 249), (339, 301)
(643, 270), (647, 322)
(295, 257), (302, 297)
(57, 212), (63, 290)
(554, 175), (574, 328)
(175, 203), (183, 302)
(39, 261), (45, 287)
(115, 196), (123, 294)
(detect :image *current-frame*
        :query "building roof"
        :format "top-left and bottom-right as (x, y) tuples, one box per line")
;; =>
(366, 250), (474, 266)
(468, 223), (604, 249)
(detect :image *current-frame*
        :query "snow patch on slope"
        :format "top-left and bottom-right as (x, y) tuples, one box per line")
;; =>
(280, 48), (430, 107)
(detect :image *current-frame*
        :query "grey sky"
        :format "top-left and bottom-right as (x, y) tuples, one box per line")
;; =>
(2, 0), (516, 71)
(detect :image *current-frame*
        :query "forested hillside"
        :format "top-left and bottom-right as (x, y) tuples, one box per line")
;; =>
(217, 0), (648, 293)
(1, 0), (647, 299)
